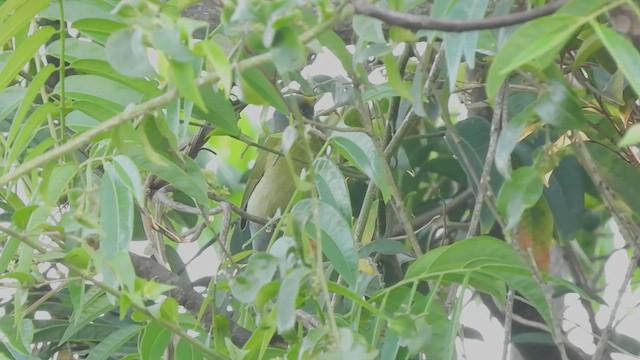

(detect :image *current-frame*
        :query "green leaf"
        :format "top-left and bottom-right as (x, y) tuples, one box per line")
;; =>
(331, 131), (391, 201)
(99, 163), (135, 290)
(71, 60), (162, 97)
(174, 339), (205, 360)
(12, 205), (39, 230)
(0, 0), (48, 48)
(168, 58), (206, 110)
(8, 64), (56, 141)
(440, 0), (489, 88)
(270, 26), (306, 74)
(192, 85), (239, 135)
(71, 101), (118, 122)
(238, 67), (288, 113)
(111, 155), (145, 207)
(231, 253), (279, 303)
(518, 197), (554, 271)
(497, 166), (543, 230)
(359, 239), (408, 257)
(317, 30), (353, 73)
(193, 40), (233, 96)
(6, 102), (57, 165)
(72, 18), (126, 45)
(40, 163), (76, 205)
(61, 289), (116, 344)
(85, 325), (140, 360)
(544, 156), (584, 242)
(619, 123), (640, 147)
(114, 121), (208, 202)
(41, 0), (116, 22)
(100, 164), (134, 259)
(0, 316), (33, 355)
(56, 75), (144, 110)
(139, 321), (171, 360)
(405, 236), (552, 327)
(592, 23), (640, 98)
(313, 158), (352, 220)
(46, 38), (107, 62)
(535, 79), (587, 129)
(0, 26), (55, 91)
(0, 86), (28, 123)
(353, 15), (385, 43)
(382, 53), (411, 100)
(486, 14), (584, 100)
(277, 267), (309, 333)
(293, 199), (359, 287)
(105, 28), (154, 78)
(494, 105), (535, 177)
(150, 25), (193, 62)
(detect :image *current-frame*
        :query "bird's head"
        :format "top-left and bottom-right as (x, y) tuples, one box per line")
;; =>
(268, 94), (317, 133)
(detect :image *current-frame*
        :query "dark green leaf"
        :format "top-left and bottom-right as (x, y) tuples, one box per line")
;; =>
(544, 156), (584, 242)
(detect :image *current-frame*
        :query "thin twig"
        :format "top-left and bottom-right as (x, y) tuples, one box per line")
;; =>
(351, 0), (568, 32)
(592, 251), (640, 359)
(467, 84), (506, 236)
(573, 135), (640, 253)
(502, 288), (515, 360)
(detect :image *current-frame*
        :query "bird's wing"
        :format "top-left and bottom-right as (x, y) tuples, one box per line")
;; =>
(240, 137), (280, 228)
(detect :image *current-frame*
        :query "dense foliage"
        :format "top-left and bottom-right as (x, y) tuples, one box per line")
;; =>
(1, 0), (640, 359)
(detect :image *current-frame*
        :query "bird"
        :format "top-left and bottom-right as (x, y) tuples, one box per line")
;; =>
(241, 95), (318, 251)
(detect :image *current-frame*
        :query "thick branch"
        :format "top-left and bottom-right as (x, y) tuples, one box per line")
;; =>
(351, 0), (568, 32)
(130, 253), (280, 347)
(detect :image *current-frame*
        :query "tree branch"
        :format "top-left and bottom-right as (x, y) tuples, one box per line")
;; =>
(351, 0), (568, 32)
